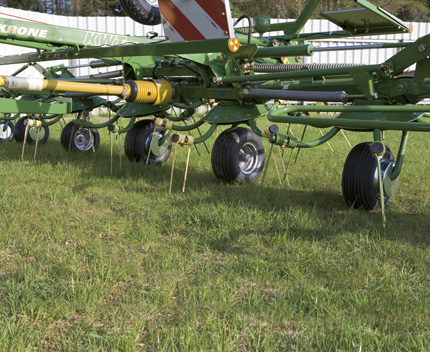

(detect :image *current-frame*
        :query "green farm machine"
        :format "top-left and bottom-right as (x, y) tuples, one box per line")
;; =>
(0, 0), (429, 223)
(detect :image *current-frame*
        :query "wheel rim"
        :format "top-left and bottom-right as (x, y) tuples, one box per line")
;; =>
(238, 142), (259, 175)
(74, 129), (93, 151)
(0, 122), (12, 140)
(28, 126), (46, 141)
(373, 159), (398, 198)
(145, 131), (169, 157)
(147, 0), (159, 7)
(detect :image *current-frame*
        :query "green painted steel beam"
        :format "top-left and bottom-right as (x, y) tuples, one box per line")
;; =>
(0, 97), (71, 114)
(281, 0), (321, 34)
(270, 127), (340, 149)
(0, 17), (152, 49)
(0, 38), (237, 66)
(268, 105), (430, 132)
(321, 0), (409, 35)
(0, 38), (67, 51)
(254, 45), (314, 58)
(384, 33), (430, 75)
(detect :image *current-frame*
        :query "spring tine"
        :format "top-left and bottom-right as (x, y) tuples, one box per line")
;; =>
(119, 133), (122, 171)
(318, 128), (334, 153)
(277, 146), (287, 174)
(191, 116), (210, 154)
(281, 149), (294, 187)
(271, 148), (282, 185)
(182, 120), (200, 156)
(183, 145), (192, 193)
(169, 142), (179, 194)
(21, 122), (29, 160)
(260, 143), (274, 187)
(110, 132), (113, 176)
(340, 130), (352, 147)
(294, 125), (308, 164)
(325, 103), (352, 147)
(33, 126), (41, 160)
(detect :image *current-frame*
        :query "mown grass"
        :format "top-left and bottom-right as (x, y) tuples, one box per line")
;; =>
(0, 117), (429, 351)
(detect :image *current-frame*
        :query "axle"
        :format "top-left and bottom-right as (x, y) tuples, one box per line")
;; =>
(0, 76), (174, 105)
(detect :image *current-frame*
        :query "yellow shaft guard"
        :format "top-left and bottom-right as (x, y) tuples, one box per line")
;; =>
(0, 76), (174, 105)
(124, 79), (173, 105)
(43, 80), (124, 95)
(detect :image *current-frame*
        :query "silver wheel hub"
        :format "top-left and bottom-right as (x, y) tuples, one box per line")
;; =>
(146, 132), (168, 157)
(373, 160), (399, 198)
(238, 142), (259, 175)
(74, 129), (93, 151)
(0, 123), (12, 140)
(28, 126), (45, 141)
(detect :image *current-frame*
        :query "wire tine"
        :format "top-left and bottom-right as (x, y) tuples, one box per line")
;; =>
(119, 133), (122, 171)
(271, 148), (282, 185)
(182, 145), (192, 192)
(110, 132), (113, 176)
(294, 125), (308, 164)
(281, 149), (294, 187)
(33, 126), (41, 160)
(192, 116), (210, 154)
(260, 143), (274, 187)
(318, 128), (334, 153)
(169, 142), (179, 195)
(277, 146), (287, 174)
(21, 121), (29, 160)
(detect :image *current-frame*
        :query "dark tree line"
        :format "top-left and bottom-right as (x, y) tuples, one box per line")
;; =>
(230, 0), (430, 22)
(0, 0), (429, 22)
(0, 0), (122, 16)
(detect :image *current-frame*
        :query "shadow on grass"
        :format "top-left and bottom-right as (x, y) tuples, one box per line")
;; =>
(1, 138), (429, 247)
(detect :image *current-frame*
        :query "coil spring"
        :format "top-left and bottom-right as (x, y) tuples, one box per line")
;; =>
(252, 63), (359, 73)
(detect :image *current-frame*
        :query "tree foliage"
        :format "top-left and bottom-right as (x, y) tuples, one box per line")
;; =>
(0, 0), (123, 16)
(0, 0), (428, 21)
(230, 0), (430, 22)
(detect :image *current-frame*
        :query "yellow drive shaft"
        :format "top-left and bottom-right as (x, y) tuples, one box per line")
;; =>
(0, 76), (173, 105)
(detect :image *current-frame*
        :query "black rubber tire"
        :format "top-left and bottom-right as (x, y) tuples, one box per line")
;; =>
(14, 117), (27, 142)
(60, 121), (100, 152)
(211, 127), (265, 184)
(124, 119), (152, 162)
(0, 121), (14, 141)
(342, 142), (395, 210)
(119, 0), (161, 25)
(14, 117), (49, 144)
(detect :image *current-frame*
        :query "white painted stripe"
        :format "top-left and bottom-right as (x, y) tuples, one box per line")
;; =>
(171, 0), (226, 39)
(161, 16), (185, 42)
(223, 0), (235, 37)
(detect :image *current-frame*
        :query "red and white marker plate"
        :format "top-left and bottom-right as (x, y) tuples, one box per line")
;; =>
(159, 0), (234, 42)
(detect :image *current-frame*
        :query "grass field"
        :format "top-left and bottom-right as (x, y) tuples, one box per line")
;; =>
(0, 118), (429, 351)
